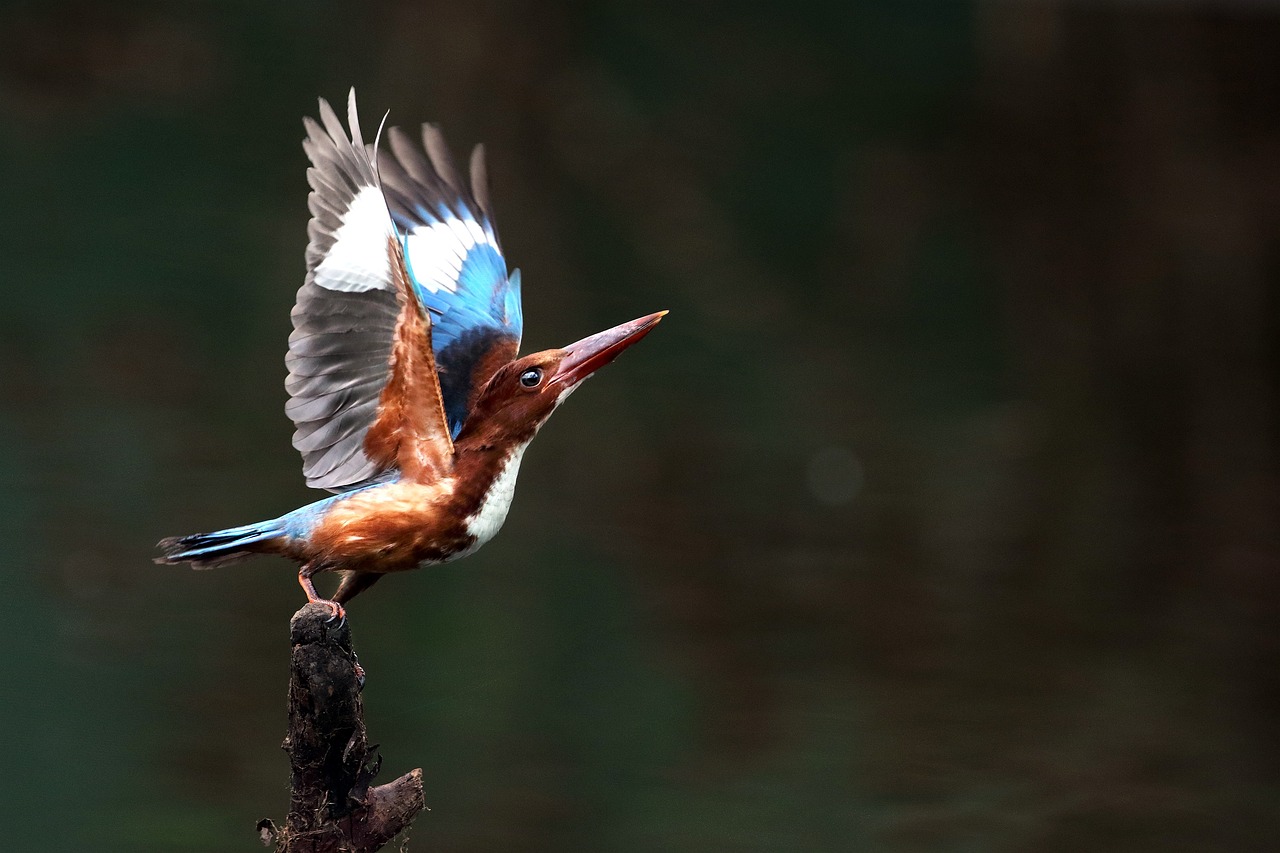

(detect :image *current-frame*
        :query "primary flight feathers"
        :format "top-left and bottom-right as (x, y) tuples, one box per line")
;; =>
(287, 90), (522, 492)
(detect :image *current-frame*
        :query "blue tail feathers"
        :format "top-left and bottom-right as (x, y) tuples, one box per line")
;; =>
(155, 486), (379, 568)
(155, 519), (288, 569)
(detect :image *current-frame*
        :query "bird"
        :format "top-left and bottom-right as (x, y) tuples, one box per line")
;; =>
(156, 90), (665, 618)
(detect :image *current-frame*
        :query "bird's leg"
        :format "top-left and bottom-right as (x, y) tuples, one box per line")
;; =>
(298, 563), (345, 623)
(299, 563), (361, 681)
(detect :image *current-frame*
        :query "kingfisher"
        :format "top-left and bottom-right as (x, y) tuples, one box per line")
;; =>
(156, 90), (665, 618)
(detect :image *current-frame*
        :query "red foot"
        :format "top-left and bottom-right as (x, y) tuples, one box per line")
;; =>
(298, 568), (346, 622)
(315, 599), (346, 622)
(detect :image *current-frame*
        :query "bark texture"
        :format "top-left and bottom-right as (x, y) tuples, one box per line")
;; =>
(259, 603), (425, 852)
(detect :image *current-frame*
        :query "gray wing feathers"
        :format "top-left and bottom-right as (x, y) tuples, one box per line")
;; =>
(291, 399), (380, 452)
(288, 279), (398, 490)
(421, 124), (466, 197)
(301, 96), (379, 285)
(288, 89), (402, 492)
(381, 124), (495, 232)
(469, 144), (494, 221)
(307, 433), (382, 485)
(385, 127), (459, 219)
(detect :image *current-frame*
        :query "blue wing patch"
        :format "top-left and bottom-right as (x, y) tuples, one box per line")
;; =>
(379, 125), (523, 437)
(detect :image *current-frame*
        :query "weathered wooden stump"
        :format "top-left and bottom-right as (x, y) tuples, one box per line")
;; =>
(258, 603), (425, 852)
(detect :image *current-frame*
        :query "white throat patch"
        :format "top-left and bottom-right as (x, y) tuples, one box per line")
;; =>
(462, 442), (530, 550)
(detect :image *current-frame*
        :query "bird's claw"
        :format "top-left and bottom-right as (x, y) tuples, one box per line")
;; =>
(317, 599), (346, 624)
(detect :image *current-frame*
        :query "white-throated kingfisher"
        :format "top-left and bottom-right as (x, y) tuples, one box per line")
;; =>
(156, 90), (665, 617)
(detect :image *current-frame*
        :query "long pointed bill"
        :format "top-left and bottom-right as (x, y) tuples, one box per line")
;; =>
(551, 310), (668, 388)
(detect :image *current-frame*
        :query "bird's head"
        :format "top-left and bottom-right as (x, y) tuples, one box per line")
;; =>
(460, 310), (667, 447)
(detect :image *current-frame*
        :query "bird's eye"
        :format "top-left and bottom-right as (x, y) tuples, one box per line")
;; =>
(519, 367), (543, 388)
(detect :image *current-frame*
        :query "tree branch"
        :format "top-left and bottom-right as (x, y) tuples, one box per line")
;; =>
(258, 603), (425, 852)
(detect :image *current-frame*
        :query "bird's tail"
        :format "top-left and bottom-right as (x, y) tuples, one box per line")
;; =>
(155, 519), (288, 569)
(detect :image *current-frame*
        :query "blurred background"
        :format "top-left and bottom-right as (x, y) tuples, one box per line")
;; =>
(0, 1), (1277, 850)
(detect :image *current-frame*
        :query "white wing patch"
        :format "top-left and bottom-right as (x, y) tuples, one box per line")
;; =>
(404, 216), (500, 295)
(313, 187), (395, 293)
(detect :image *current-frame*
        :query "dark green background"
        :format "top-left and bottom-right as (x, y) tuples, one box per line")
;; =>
(1, 1), (1277, 850)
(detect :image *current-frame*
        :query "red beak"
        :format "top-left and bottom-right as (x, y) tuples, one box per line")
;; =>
(551, 310), (668, 387)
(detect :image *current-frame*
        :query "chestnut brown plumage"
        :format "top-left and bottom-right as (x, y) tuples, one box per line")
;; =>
(156, 90), (665, 617)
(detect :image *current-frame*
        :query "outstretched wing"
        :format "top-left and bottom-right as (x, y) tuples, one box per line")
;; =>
(286, 90), (454, 492)
(378, 125), (523, 438)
